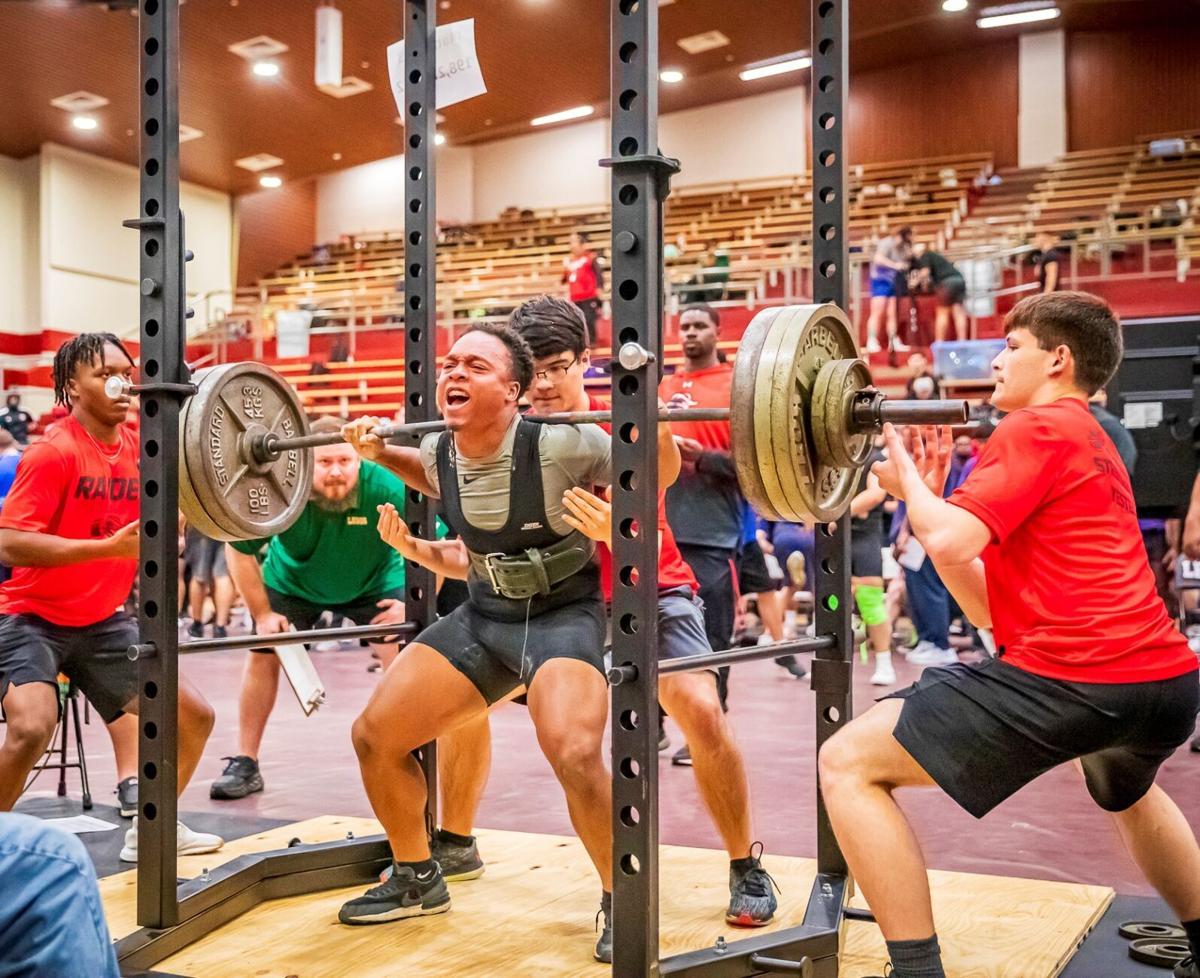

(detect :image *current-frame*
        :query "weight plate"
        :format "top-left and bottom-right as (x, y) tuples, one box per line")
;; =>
(1119, 921), (1187, 941)
(1128, 937), (1191, 968)
(812, 358), (874, 469)
(755, 306), (815, 523)
(181, 363), (312, 541)
(731, 306), (785, 522)
(178, 392), (241, 542)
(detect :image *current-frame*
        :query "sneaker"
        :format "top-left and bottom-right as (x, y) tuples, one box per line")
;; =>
(658, 718), (671, 752)
(210, 755), (264, 800)
(775, 654), (807, 679)
(890, 337), (911, 353)
(870, 653), (896, 686)
(865, 336), (882, 354)
(727, 842), (779, 926)
(338, 862), (450, 924)
(1191, 735), (1200, 754)
(187, 620), (204, 639)
(212, 625), (228, 640)
(908, 644), (958, 666)
(1175, 955), (1199, 978)
(431, 832), (485, 882)
(120, 820), (224, 862)
(671, 745), (692, 767)
(594, 891), (613, 963)
(116, 776), (138, 818)
(785, 551), (807, 589)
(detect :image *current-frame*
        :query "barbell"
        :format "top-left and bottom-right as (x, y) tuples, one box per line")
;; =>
(113, 303), (966, 540)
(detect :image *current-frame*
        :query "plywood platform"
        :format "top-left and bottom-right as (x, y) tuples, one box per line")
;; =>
(100, 816), (1112, 978)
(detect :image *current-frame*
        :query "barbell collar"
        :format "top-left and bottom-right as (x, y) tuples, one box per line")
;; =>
(849, 393), (968, 431)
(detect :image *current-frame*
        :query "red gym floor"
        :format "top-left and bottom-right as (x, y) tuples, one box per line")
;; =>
(61, 643), (1200, 898)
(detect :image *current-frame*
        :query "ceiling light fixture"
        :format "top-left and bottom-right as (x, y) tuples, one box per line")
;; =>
(739, 54), (812, 82)
(252, 60), (281, 77)
(72, 115), (99, 131)
(660, 69), (684, 83)
(530, 105), (595, 127)
(942, 0), (969, 10)
(977, 3), (1059, 28)
(259, 174), (283, 189)
(434, 133), (447, 146)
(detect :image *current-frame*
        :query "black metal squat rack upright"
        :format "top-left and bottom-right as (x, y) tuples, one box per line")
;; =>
(117, 0), (857, 974)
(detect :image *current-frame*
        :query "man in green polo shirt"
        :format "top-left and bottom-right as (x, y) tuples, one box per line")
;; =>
(210, 416), (410, 800)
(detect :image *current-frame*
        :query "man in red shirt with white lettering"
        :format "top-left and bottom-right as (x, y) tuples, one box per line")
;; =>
(819, 293), (1200, 978)
(0, 334), (220, 861)
(397, 296), (779, 930)
(561, 231), (604, 346)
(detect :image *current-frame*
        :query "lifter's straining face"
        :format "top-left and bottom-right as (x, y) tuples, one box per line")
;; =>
(71, 342), (135, 427)
(312, 443), (360, 504)
(991, 327), (1069, 412)
(528, 349), (589, 415)
(436, 332), (521, 430)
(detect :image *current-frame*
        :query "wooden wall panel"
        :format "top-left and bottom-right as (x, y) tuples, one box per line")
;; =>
(846, 41), (1020, 168)
(234, 178), (317, 287)
(1068, 30), (1200, 150)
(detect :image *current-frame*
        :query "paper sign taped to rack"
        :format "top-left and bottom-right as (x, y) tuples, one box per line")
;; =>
(1123, 401), (1163, 430)
(387, 19), (487, 116)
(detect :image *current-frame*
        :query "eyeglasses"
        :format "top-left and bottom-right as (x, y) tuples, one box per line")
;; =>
(534, 356), (579, 383)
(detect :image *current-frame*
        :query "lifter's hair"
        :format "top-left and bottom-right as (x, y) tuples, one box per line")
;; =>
(463, 322), (535, 396)
(52, 332), (135, 407)
(508, 294), (589, 359)
(1005, 290), (1122, 395)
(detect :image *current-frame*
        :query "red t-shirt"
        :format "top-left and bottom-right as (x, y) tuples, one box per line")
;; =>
(657, 362), (733, 451)
(948, 397), (1195, 684)
(564, 253), (600, 302)
(0, 416), (140, 626)
(588, 395), (698, 599)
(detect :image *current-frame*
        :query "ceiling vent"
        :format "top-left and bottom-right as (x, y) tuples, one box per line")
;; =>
(318, 76), (374, 98)
(227, 35), (289, 61)
(50, 91), (110, 112)
(676, 30), (730, 54)
(179, 124), (204, 143)
(235, 153), (285, 172)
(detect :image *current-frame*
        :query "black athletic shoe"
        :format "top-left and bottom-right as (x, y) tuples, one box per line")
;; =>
(209, 755), (264, 799)
(187, 620), (204, 639)
(1191, 735), (1200, 754)
(727, 842), (779, 926)
(1176, 956), (1200, 978)
(339, 863), (450, 925)
(213, 625), (228, 640)
(594, 891), (612, 963)
(431, 833), (485, 882)
(775, 654), (807, 679)
(116, 777), (138, 818)
(671, 745), (692, 767)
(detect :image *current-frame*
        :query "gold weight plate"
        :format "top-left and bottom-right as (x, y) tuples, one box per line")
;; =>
(812, 358), (874, 469)
(730, 306), (785, 522)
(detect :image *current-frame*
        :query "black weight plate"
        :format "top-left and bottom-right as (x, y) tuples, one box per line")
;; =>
(1128, 937), (1191, 968)
(1119, 921), (1187, 941)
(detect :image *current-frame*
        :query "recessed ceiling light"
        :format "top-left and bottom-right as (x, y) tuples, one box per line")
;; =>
(236, 152), (285, 172)
(72, 115), (99, 131)
(228, 35), (289, 60)
(531, 105), (594, 127)
(259, 175), (283, 189)
(317, 76), (374, 99)
(51, 91), (109, 112)
(977, 3), (1059, 27)
(660, 69), (684, 84)
(252, 60), (280, 78)
(943, 0), (969, 10)
(434, 133), (447, 146)
(677, 30), (730, 54)
(739, 54), (812, 82)
(179, 124), (204, 143)
(332, 152), (343, 161)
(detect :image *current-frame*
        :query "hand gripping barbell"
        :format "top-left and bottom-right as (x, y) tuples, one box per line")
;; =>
(112, 304), (967, 541)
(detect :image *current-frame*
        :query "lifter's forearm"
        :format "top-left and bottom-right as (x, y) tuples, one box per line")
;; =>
(657, 424), (681, 489)
(927, 556), (991, 628)
(399, 537), (469, 581)
(374, 446), (438, 498)
(0, 529), (111, 567)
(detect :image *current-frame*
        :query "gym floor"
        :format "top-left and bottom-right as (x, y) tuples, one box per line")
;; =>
(21, 643), (1200, 975)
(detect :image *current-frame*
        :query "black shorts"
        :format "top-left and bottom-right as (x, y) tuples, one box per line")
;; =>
(850, 528), (883, 579)
(678, 543), (737, 654)
(886, 656), (1200, 818)
(184, 530), (227, 583)
(736, 540), (778, 594)
(418, 593), (606, 705)
(935, 275), (966, 307)
(0, 612), (139, 723)
(251, 586), (407, 652)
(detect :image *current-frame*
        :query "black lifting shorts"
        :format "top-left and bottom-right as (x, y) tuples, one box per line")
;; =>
(885, 656), (1200, 818)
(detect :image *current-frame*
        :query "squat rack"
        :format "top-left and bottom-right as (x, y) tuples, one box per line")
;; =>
(117, 0), (857, 974)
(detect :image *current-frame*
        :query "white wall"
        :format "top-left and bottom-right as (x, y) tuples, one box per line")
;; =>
(313, 85), (810, 238)
(39, 143), (233, 338)
(1018, 30), (1067, 168)
(0, 154), (40, 334)
(315, 145), (474, 243)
